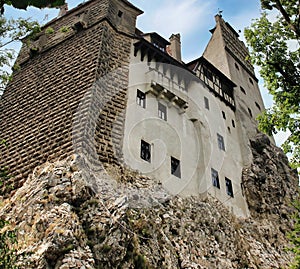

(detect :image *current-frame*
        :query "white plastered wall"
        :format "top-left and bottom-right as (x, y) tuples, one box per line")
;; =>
(122, 45), (250, 217)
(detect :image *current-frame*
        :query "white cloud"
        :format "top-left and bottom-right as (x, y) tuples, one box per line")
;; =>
(134, 0), (216, 39)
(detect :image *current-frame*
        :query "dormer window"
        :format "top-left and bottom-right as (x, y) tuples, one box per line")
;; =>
(153, 42), (165, 52)
(142, 32), (170, 53)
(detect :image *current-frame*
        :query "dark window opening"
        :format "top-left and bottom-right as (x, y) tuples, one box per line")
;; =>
(249, 78), (254, 85)
(235, 63), (239, 70)
(136, 89), (146, 108)
(158, 102), (167, 121)
(248, 107), (253, 118)
(203, 66), (214, 81)
(232, 120), (235, 128)
(171, 157), (181, 178)
(204, 97), (209, 110)
(222, 111), (226, 119)
(225, 177), (234, 197)
(211, 168), (220, 189)
(240, 86), (246, 94)
(118, 10), (123, 17)
(140, 140), (151, 162)
(255, 102), (261, 111)
(217, 133), (225, 151)
(227, 126), (231, 133)
(73, 21), (84, 32)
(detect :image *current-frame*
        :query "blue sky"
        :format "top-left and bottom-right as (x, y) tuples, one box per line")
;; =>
(4, 0), (289, 145)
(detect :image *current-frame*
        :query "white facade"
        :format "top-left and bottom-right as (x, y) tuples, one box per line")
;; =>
(123, 50), (249, 216)
(121, 15), (267, 217)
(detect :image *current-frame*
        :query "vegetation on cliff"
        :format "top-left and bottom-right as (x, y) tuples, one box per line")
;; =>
(245, 1), (300, 267)
(245, 0), (300, 169)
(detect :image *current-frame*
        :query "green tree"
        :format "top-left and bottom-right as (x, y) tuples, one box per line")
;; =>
(244, 0), (300, 169)
(0, 17), (41, 93)
(0, 0), (65, 14)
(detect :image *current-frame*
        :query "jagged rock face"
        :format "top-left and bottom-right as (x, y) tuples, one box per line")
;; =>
(242, 133), (299, 221)
(0, 136), (298, 269)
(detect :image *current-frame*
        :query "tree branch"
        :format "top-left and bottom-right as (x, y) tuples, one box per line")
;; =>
(274, 0), (300, 38)
(268, 60), (298, 87)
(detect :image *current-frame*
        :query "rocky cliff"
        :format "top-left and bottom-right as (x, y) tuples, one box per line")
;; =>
(0, 133), (298, 269)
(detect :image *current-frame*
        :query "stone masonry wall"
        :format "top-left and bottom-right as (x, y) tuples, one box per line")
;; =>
(0, 0), (138, 193)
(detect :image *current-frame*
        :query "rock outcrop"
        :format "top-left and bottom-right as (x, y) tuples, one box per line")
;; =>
(0, 134), (298, 269)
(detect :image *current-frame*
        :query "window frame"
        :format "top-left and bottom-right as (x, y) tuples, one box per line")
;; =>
(255, 102), (261, 111)
(240, 86), (246, 95)
(204, 96), (209, 110)
(158, 102), (167, 121)
(225, 177), (234, 197)
(140, 140), (151, 162)
(171, 156), (181, 178)
(211, 168), (220, 189)
(136, 89), (146, 108)
(248, 107), (253, 118)
(217, 133), (225, 151)
(222, 111), (226, 119)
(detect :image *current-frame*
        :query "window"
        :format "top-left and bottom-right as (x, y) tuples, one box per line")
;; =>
(235, 63), (239, 70)
(248, 107), (253, 118)
(232, 119), (235, 128)
(240, 86), (246, 94)
(136, 89), (146, 108)
(222, 111), (226, 119)
(211, 168), (220, 189)
(140, 140), (151, 162)
(158, 102), (167, 121)
(118, 10), (123, 17)
(249, 77), (254, 85)
(255, 102), (261, 111)
(204, 97), (209, 110)
(225, 177), (234, 197)
(203, 66), (214, 81)
(217, 133), (225, 151)
(171, 157), (181, 178)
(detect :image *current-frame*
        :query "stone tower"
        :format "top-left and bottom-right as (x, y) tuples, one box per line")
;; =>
(203, 15), (272, 165)
(0, 0), (142, 188)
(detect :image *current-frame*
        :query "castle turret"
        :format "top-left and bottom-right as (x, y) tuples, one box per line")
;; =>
(0, 0), (142, 186)
(203, 15), (274, 166)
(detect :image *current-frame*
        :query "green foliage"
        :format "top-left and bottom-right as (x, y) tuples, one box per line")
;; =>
(0, 0), (65, 14)
(248, 3), (300, 267)
(0, 219), (18, 269)
(45, 26), (54, 35)
(245, 0), (300, 169)
(59, 25), (70, 33)
(0, 16), (41, 94)
(287, 201), (300, 269)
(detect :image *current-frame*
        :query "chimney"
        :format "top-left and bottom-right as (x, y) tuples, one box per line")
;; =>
(168, 33), (182, 62)
(58, 3), (68, 17)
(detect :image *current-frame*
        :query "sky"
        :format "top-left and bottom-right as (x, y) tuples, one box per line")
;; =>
(3, 0), (289, 146)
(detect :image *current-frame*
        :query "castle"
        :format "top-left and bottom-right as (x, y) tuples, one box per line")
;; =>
(0, 0), (269, 217)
